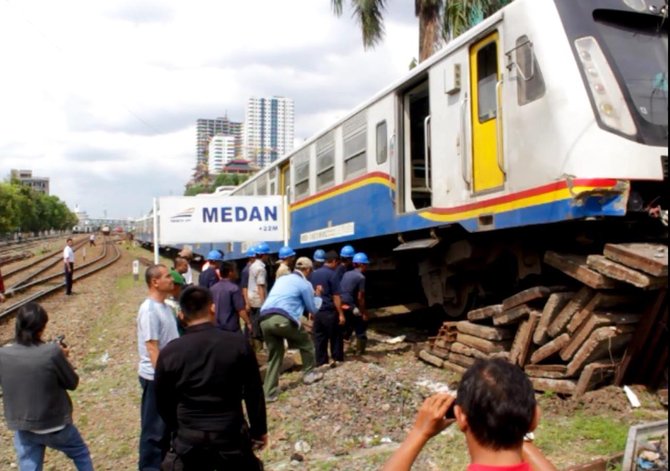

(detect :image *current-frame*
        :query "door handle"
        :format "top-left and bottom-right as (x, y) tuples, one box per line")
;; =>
(424, 115), (432, 192)
(496, 79), (506, 176)
(460, 97), (471, 187)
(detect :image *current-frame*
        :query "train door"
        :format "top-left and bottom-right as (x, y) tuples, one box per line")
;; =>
(470, 32), (505, 194)
(279, 162), (291, 240)
(399, 78), (432, 212)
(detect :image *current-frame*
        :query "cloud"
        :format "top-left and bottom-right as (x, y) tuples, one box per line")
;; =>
(0, 0), (418, 219)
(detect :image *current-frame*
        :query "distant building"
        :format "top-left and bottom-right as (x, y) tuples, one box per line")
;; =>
(10, 169), (50, 195)
(243, 97), (294, 168)
(208, 135), (236, 174)
(222, 159), (258, 175)
(196, 116), (243, 165)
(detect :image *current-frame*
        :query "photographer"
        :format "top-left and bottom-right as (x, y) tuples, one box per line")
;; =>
(382, 359), (556, 471)
(0, 302), (94, 470)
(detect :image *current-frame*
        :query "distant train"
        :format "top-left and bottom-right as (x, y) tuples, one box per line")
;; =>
(138, 0), (668, 315)
(101, 226), (111, 236)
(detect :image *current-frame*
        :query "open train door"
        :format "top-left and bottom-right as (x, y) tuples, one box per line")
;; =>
(398, 76), (433, 212)
(279, 162), (291, 244)
(470, 31), (506, 194)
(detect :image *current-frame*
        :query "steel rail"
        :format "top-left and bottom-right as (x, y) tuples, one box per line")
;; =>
(4, 238), (89, 285)
(0, 242), (121, 322)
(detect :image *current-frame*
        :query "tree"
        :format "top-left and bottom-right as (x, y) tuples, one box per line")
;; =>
(332, 0), (510, 61)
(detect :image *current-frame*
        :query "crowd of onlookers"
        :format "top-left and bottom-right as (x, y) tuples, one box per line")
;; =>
(0, 242), (557, 471)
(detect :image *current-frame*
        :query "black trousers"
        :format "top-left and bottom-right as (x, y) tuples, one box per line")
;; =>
(64, 263), (74, 295)
(161, 428), (263, 471)
(312, 310), (344, 365)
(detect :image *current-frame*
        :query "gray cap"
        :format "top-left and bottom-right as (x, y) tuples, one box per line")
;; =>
(295, 257), (313, 270)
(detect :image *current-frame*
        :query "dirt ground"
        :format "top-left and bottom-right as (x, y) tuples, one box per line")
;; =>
(0, 244), (666, 470)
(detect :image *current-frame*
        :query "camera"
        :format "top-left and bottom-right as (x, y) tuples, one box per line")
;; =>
(53, 335), (67, 348)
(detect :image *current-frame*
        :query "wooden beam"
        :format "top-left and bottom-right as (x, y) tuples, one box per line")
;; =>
(604, 243), (668, 277)
(468, 304), (503, 322)
(530, 334), (571, 365)
(587, 255), (666, 290)
(544, 251), (619, 289)
(418, 350), (444, 368)
(502, 286), (553, 311)
(534, 292), (573, 345)
(457, 321), (515, 341)
(575, 361), (618, 397)
(525, 364), (569, 379)
(566, 293), (638, 334)
(547, 287), (594, 338)
(531, 377), (577, 395)
(566, 326), (635, 377)
(494, 304), (532, 326)
(562, 312), (640, 362)
(448, 352), (476, 368)
(509, 312), (541, 367)
(456, 333), (511, 354)
(451, 342), (490, 360)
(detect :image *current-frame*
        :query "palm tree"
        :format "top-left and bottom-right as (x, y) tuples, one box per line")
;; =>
(332, 0), (510, 61)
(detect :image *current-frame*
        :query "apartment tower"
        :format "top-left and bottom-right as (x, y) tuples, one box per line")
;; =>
(243, 97), (294, 168)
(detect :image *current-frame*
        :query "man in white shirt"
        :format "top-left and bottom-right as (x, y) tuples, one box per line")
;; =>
(248, 243), (270, 350)
(63, 238), (75, 295)
(137, 264), (180, 470)
(177, 248), (194, 285)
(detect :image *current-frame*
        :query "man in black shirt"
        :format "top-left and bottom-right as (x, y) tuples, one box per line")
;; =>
(155, 286), (267, 471)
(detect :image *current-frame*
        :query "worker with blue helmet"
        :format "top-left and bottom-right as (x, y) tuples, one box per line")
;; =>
(199, 250), (225, 289)
(340, 252), (370, 355)
(248, 243), (270, 350)
(335, 245), (356, 283)
(276, 246), (297, 279)
(313, 249), (326, 269)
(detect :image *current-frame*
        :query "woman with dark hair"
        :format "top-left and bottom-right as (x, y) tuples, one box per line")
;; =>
(0, 302), (94, 470)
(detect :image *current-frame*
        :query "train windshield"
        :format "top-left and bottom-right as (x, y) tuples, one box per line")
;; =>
(594, 10), (668, 127)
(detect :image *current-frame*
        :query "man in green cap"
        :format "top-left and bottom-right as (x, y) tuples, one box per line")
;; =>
(166, 269), (186, 335)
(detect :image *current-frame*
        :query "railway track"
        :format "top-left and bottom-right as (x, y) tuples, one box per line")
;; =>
(2, 237), (89, 286)
(0, 239), (122, 322)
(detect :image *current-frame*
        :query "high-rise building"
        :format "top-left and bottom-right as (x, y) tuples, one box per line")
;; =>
(243, 97), (295, 168)
(196, 116), (243, 165)
(208, 135), (236, 175)
(10, 169), (50, 195)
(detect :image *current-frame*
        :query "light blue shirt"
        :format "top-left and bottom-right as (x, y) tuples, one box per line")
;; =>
(261, 271), (318, 325)
(137, 297), (179, 380)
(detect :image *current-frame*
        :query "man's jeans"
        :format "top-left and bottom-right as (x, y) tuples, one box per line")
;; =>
(139, 377), (169, 471)
(13, 424), (94, 471)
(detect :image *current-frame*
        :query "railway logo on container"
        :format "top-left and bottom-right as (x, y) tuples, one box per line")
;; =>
(170, 208), (195, 224)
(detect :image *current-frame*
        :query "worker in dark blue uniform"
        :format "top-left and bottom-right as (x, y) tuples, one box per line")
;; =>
(309, 250), (345, 366)
(340, 252), (370, 355)
(313, 249), (326, 270)
(198, 250), (224, 289)
(335, 245), (355, 283)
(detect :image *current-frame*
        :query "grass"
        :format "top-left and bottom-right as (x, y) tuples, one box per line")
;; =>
(535, 413), (629, 460)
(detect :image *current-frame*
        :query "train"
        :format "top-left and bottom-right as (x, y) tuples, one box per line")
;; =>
(138, 0), (668, 316)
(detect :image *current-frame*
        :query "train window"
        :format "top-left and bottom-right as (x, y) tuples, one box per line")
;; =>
(293, 149), (310, 199)
(257, 178), (267, 196)
(376, 121), (388, 164)
(316, 132), (335, 190)
(344, 130), (367, 178)
(515, 36), (546, 106)
(477, 42), (498, 122)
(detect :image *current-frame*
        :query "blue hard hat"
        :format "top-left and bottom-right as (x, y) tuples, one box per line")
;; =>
(278, 246), (296, 260)
(255, 242), (270, 255)
(245, 247), (257, 257)
(353, 252), (369, 264)
(313, 249), (326, 263)
(206, 250), (224, 262)
(340, 245), (355, 258)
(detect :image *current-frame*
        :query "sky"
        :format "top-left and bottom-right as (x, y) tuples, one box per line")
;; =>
(0, 0), (419, 220)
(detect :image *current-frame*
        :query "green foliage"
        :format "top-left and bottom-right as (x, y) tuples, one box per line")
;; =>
(184, 173), (249, 196)
(333, 0), (512, 58)
(0, 181), (77, 235)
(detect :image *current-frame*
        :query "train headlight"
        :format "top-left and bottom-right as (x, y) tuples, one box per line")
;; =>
(623, 0), (648, 12)
(575, 37), (637, 136)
